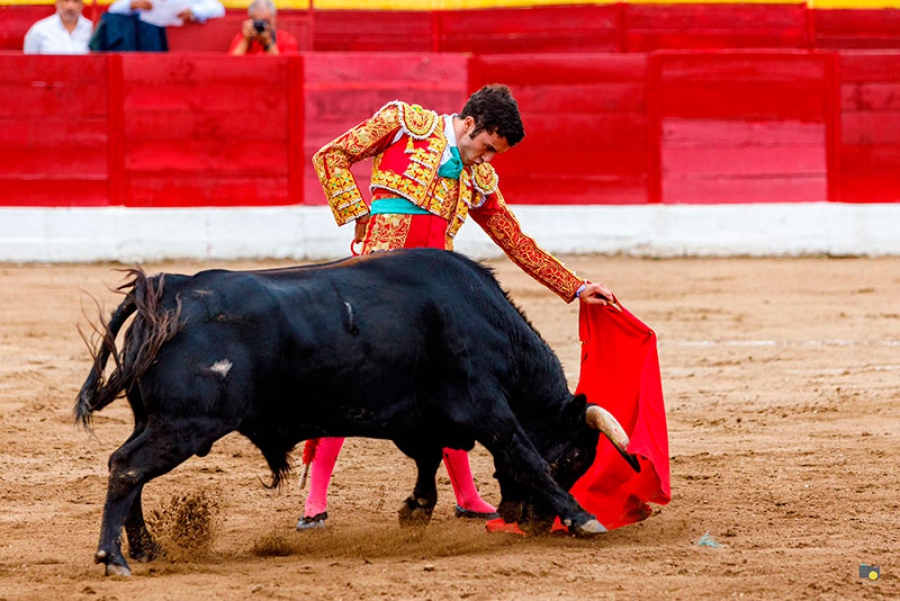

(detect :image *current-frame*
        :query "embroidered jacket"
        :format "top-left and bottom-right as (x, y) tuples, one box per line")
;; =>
(313, 100), (583, 302)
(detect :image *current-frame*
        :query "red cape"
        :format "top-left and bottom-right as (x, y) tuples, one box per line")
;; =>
(487, 302), (671, 534)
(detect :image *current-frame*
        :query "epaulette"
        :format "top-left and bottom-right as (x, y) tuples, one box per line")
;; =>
(375, 100), (439, 140)
(472, 163), (499, 196)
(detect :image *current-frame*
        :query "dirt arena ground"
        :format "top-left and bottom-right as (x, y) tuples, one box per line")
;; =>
(0, 255), (897, 601)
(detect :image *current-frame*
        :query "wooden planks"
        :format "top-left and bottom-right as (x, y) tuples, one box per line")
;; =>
(472, 54), (650, 205)
(652, 52), (834, 204)
(839, 53), (900, 202)
(0, 55), (110, 206)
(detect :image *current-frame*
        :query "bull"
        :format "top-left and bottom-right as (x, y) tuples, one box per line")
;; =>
(75, 248), (635, 577)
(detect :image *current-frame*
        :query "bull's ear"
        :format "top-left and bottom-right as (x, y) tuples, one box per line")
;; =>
(565, 393), (588, 422)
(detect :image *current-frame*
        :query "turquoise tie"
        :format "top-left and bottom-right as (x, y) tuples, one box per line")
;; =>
(438, 146), (463, 179)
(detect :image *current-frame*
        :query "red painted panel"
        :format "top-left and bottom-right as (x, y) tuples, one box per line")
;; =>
(624, 3), (809, 51)
(439, 5), (621, 53)
(119, 54), (293, 207)
(472, 53), (646, 85)
(312, 10), (434, 52)
(657, 54), (831, 204)
(814, 9), (900, 49)
(124, 111), (287, 140)
(0, 119), (108, 175)
(514, 83), (646, 114)
(839, 53), (900, 83)
(663, 118), (826, 146)
(0, 179), (109, 207)
(838, 52), (900, 202)
(842, 113), (900, 145)
(125, 140), (288, 173)
(663, 176), (827, 204)
(125, 176), (291, 207)
(839, 176), (900, 202)
(500, 176), (649, 206)
(658, 54), (829, 121)
(0, 54), (110, 206)
(472, 54), (650, 205)
(841, 83), (900, 112)
(665, 145), (826, 176)
(514, 116), (647, 170)
(0, 5), (53, 50)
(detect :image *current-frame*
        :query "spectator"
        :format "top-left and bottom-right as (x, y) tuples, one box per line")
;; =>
(23, 0), (93, 55)
(229, 0), (297, 55)
(106, 0), (225, 27)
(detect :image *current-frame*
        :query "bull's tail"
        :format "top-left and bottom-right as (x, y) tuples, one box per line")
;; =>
(74, 268), (183, 431)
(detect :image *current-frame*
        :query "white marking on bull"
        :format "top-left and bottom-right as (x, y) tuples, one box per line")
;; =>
(209, 359), (233, 377)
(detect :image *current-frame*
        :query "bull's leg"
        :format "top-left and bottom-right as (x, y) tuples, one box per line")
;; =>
(479, 421), (604, 537)
(95, 420), (232, 576)
(394, 445), (442, 527)
(123, 484), (160, 562)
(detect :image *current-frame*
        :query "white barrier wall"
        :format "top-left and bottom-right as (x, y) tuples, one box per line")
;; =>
(2, 203), (900, 263)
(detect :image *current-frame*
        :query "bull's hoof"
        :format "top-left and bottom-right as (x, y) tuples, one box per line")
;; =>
(105, 563), (132, 577)
(95, 550), (132, 577)
(567, 518), (607, 537)
(398, 496), (433, 527)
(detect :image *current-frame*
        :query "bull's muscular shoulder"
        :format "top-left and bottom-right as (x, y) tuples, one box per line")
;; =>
(472, 163), (499, 196)
(376, 100), (440, 140)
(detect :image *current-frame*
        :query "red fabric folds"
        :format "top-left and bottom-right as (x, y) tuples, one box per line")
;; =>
(487, 301), (671, 534)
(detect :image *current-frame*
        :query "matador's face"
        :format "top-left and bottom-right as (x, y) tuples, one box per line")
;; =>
(457, 117), (511, 168)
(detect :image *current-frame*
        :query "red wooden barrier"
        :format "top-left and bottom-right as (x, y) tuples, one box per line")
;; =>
(438, 5), (623, 53)
(471, 54), (650, 205)
(623, 3), (810, 52)
(119, 54), (299, 207)
(649, 51), (836, 204)
(0, 54), (111, 206)
(5, 50), (900, 208)
(838, 53), (900, 202)
(813, 9), (900, 49)
(311, 10), (434, 52)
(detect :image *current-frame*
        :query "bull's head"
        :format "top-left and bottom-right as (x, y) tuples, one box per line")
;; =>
(500, 394), (639, 534)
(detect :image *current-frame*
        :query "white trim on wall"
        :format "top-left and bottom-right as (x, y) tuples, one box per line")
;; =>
(2, 203), (899, 263)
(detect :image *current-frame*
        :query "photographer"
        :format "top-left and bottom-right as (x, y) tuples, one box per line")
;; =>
(228, 0), (297, 55)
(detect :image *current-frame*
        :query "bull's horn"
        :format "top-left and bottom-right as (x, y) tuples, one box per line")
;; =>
(586, 405), (642, 473)
(585, 405), (630, 452)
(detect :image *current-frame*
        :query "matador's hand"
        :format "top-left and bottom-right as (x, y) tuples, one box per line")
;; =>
(579, 281), (617, 307)
(354, 214), (370, 244)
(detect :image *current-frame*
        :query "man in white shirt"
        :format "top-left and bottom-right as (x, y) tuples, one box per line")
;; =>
(23, 0), (93, 55)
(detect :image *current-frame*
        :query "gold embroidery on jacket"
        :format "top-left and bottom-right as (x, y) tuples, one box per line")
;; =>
(362, 214), (412, 254)
(483, 203), (581, 302)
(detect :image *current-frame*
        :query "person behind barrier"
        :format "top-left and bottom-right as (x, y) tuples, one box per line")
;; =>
(23, 0), (93, 54)
(106, 0), (225, 27)
(297, 84), (616, 531)
(228, 0), (298, 56)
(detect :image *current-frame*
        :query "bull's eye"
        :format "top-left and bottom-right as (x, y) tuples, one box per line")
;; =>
(567, 449), (582, 463)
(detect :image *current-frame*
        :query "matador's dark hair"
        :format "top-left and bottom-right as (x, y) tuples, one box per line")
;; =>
(459, 84), (525, 147)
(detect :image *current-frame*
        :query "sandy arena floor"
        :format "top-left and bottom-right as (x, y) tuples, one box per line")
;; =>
(0, 255), (897, 600)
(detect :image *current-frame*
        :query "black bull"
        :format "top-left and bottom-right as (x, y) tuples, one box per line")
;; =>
(75, 249), (635, 576)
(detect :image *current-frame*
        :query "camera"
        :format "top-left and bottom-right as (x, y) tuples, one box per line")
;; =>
(253, 19), (267, 33)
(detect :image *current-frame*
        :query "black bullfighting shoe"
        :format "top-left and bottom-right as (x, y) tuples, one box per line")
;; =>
(454, 505), (500, 520)
(296, 511), (328, 531)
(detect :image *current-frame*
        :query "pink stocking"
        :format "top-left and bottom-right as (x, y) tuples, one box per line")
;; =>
(303, 437), (345, 517)
(442, 448), (496, 513)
